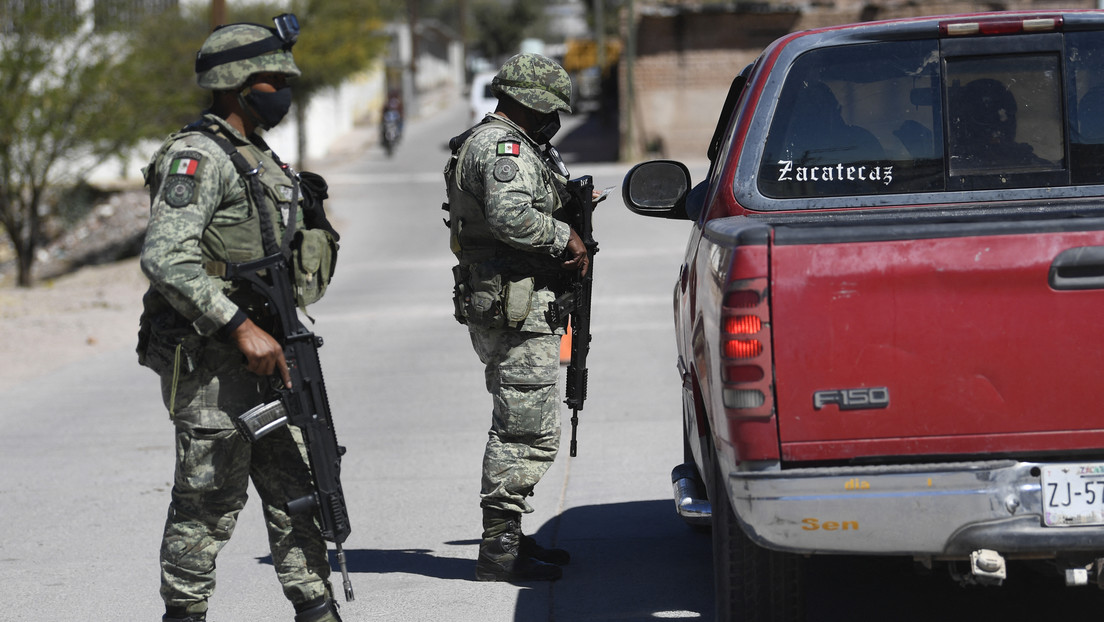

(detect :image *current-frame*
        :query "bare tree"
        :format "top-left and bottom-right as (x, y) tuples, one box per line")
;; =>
(0, 8), (134, 287)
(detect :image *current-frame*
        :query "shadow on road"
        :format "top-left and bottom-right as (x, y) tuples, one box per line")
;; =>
(522, 499), (714, 621)
(257, 499), (714, 620)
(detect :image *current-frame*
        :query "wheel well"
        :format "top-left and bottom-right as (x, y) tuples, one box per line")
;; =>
(688, 366), (719, 499)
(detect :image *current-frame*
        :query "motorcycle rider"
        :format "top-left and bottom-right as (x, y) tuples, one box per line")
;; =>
(380, 89), (403, 152)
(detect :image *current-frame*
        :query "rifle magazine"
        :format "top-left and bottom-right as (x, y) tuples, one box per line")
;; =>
(235, 400), (289, 442)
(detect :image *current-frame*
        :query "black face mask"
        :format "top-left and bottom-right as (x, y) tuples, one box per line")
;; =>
(530, 111), (561, 144)
(241, 86), (293, 129)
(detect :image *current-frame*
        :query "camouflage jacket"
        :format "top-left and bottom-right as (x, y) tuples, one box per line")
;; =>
(447, 114), (572, 333)
(139, 114), (302, 337)
(449, 114), (571, 270)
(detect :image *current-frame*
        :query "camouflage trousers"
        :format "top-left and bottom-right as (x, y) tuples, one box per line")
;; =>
(158, 350), (331, 615)
(469, 327), (562, 515)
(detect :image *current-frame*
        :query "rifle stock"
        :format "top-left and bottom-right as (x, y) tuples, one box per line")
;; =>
(548, 175), (597, 457)
(225, 254), (355, 602)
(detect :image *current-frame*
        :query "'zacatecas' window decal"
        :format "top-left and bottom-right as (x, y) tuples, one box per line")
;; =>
(776, 160), (894, 186)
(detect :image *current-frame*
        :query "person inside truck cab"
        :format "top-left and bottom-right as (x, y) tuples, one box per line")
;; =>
(775, 81), (884, 165)
(949, 78), (1051, 172)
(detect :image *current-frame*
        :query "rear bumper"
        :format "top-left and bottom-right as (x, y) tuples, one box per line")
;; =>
(726, 460), (1104, 557)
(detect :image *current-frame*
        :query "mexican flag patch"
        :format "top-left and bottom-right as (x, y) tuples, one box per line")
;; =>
(169, 157), (199, 176)
(496, 140), (521, 156)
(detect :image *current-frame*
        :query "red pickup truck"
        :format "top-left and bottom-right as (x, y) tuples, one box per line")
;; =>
(623, 10), (1104, 621)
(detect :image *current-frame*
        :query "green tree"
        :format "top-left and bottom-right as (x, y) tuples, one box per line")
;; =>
(115, 8), (211, 140)
(0, 7), (139, 287)
(0, 1), (389, 287)
(224, 1), (389, 166)
(290, 0), (390, 166)
(468, 0), (542, 62)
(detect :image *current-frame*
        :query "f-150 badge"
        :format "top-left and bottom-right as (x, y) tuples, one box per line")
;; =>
(813, 387), (890, 411)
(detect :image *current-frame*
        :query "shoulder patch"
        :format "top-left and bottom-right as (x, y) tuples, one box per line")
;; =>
(493, 158), (518, 183)
(163, 176), (197, 208)
(496, 139), (521, 157)
(161, 149), (206, 207)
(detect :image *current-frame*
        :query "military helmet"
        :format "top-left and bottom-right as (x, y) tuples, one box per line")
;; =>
(491, 53), (572, 114)
(195, 16), (301, 90)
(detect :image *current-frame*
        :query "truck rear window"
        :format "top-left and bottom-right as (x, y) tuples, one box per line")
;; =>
(757, 32), (1104, 200)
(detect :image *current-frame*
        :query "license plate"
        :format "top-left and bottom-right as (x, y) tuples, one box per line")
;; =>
(1041, 463), (1104, 527)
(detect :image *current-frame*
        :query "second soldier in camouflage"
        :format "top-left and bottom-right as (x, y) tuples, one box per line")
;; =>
(445, 53), (589, 582)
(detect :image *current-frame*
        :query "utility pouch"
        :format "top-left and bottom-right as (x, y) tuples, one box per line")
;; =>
(235, 399), (289, 442)
(452, 263), (533, 329)
(292, 228), (338, 307)
(503, 275), (534, 325)
(462, 262), (505, 328)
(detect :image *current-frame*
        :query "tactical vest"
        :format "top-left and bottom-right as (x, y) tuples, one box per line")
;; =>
(446, 119), (506, 267)
(144, 118), (336, 319)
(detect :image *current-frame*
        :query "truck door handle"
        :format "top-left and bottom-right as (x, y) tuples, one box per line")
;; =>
(1050, 246), (1104, 290)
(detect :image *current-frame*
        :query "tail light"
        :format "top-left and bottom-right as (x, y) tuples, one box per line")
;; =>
(721, 279), (773, 418)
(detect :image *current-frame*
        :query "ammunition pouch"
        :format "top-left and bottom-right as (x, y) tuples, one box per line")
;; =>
(291, 228), (338, 308)
(452, 262), (534, 329)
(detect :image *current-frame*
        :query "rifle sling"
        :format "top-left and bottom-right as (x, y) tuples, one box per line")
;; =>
(185, 121), (298, 274)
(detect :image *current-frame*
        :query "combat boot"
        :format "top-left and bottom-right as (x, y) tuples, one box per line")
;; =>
(515, 513), (571, 566)
(520, 534), (571, 566)
(476, 509), (562, 582)
(294, 596), (343, 622)
(162, 606), (206, 622)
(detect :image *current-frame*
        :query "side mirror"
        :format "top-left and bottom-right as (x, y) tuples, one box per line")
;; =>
(622, 160), (691, 220)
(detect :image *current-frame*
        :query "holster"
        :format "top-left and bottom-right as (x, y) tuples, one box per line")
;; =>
(137, 310), (198, 376)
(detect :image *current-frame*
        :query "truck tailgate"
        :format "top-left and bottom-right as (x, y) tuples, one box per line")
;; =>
(770, 217), (1104, 462)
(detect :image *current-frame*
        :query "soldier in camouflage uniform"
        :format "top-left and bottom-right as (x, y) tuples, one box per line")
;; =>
(137, 15), (342, 622)
(446, 53), (589, 582)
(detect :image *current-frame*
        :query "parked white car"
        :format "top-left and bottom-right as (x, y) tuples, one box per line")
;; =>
(469, 72), (498, 123)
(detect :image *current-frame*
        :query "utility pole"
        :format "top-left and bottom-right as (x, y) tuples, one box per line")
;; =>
(407, 0), (419, 117)
(210, 0), (225, 31)
(594, 0), (606, 76)
(458, 0), (467, 81)
(408, 0), (419, 77)
(622, 0), (636, 162)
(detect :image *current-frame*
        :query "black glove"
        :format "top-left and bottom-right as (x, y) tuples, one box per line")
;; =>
(299, 171), (340, 241)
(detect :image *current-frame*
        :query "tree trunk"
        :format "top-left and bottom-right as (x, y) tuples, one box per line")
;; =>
(14, 195), (42, 288)
(16, 236), (34, 287)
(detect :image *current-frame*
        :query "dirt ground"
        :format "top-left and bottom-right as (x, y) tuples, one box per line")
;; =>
(0, 258), (149, 391)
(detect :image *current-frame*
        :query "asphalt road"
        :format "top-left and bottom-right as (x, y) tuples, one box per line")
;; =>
(0, 101), (711, 621)
(10, 96), (1103, 622)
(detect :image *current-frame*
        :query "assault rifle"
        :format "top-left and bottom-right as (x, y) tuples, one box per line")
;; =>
(226, 254), (355, 602)
(548, 175), (599, 457)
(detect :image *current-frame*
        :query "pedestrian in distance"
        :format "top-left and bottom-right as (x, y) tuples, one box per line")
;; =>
(136, 13), (342, 622)
(444, 52), (588, 582)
